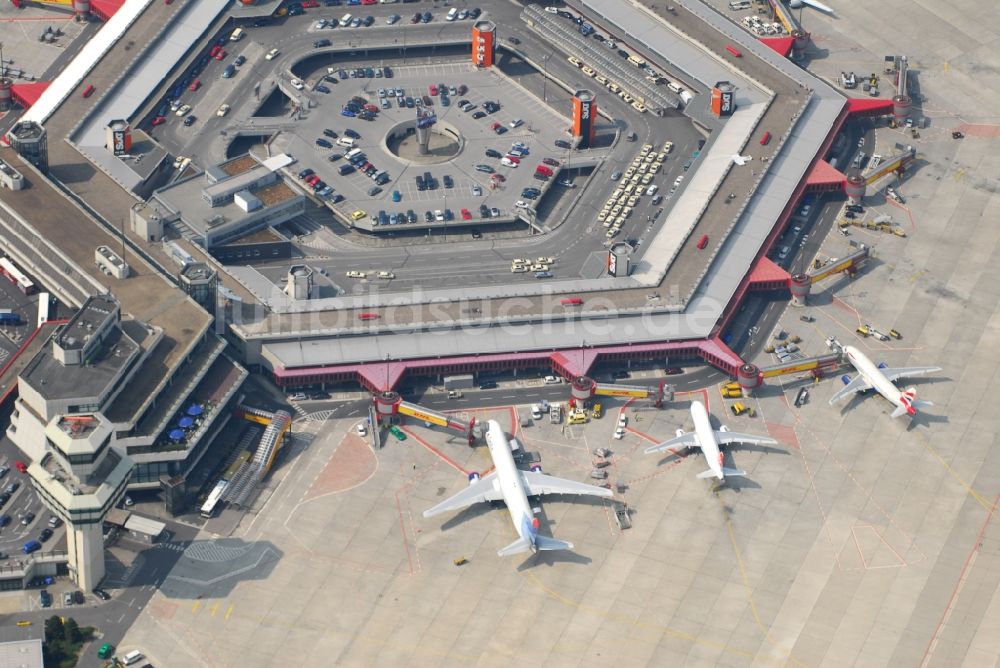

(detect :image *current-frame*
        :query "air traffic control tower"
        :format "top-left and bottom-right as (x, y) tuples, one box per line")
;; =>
(27, 413), (133, 591)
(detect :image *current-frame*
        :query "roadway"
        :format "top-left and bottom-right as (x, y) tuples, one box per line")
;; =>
(289, 361), (729, 425)
(1, 517), (199, 668)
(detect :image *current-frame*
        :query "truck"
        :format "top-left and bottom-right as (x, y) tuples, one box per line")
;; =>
(730, 402), (756, 417)
(867, 324), (890, 341)
(720, 382), (742, 399)
(612, 501), (632, 529)
(794, 387), (809, 408)
(549, 403), (562, 424)
(0, 309), (20, 326)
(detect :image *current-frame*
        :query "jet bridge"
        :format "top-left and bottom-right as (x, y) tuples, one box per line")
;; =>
(846, 146), (916, 202)
(568, 376), (671, 409)
(767, 0), (810, 52)
(891, 55), (911, 122)
(736, 352), (844, 395)
(788, 245), (870, 306)
(372, 391), (478, 444)
(862, 146), (915, 188)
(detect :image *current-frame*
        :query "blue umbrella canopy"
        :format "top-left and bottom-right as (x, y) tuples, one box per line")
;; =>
(169, 429), (185, 441)
(178, 417), (194, 428)
(186, 404), (203, 416)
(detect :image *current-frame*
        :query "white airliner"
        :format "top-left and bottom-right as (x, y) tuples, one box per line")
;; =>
(423, 420), (613, 557)
(644, 401), (777, 480)
(829, 342), (940, 418)
(788, 0), (835, 14)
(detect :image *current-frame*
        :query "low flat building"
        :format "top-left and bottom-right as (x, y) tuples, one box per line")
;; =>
(150, 153), (306, 248)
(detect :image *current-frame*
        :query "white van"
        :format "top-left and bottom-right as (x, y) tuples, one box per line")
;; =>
(339, 13), (352, 27)
(345, 147), (363, 161)
(122, 650), (145, 666)
(230, 27), (244, 42)
(446, 7), (458, 21)
(336, 137), (356, 148)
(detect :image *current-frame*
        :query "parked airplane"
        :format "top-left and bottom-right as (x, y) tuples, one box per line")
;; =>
(788, 0), (835, 14)
(423, 420), (613, 557)
(828, 339), (940, 417)
(644, 401), (777, 480)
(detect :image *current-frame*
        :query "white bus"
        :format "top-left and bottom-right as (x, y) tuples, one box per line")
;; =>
(37, 292), (49, 329)
(200, 480), (228, 519)
(729, 0), (752, 10)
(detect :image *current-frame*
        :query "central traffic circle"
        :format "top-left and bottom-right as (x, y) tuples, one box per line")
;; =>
(384, 119), (464, 166)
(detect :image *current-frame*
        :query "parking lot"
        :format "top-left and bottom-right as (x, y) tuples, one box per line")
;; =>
(0, 438), (62, 566)
(271, 59), (577, 232)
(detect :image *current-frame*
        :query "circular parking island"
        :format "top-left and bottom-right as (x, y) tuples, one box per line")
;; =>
(384, 119), (464, 166)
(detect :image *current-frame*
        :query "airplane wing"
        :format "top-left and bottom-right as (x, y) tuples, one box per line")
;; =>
(800, 0), (835, 14)
(422, 472), (503, 518)
(519, 470), (614, 499)
(791, 0), (835, 14)
(644, 431), (700, 454)
(716, 431), (778, 447)
(881, 366), (942, 383)
(829, 376), (872, 404)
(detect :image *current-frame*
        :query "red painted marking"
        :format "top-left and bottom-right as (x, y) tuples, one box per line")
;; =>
(764, 422), (799, 450)
(920, 494), (1000, 666)
(851, 524), (907, 570)
(393, 491), (415, 575)
(952, 123), (1000, 139)
(401, 427), (468, 474)
(302, 435), (376, 501)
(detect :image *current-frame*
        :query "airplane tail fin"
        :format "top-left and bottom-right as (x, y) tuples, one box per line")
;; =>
(893, 388), (930, 418)
(497, 537), (533, 557)
(892, 399), (932, 418)
(534, 536), (573, 552)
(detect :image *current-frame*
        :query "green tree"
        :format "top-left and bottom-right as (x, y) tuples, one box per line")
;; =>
(63, 617), (81, 644)
(44, 615), (64, 642)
